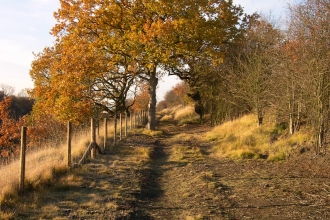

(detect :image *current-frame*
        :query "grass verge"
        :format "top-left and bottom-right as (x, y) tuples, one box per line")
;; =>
(205, 114), (311, 161)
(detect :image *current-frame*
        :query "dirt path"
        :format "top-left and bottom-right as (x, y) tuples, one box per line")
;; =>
(10, 121), (330, 219)
(132, 122), (330, 219)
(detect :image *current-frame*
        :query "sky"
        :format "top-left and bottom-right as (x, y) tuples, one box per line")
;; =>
(0, 0), (294, 101)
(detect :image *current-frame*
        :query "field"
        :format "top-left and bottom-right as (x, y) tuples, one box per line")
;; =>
(1, 106), (330, 219)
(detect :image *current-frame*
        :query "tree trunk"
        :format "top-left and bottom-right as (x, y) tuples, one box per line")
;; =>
(147, 70), (158, 130)
(113, 111), (117, 145)
(289, 113), (294, 135)
(317, 121), (325, 155)
(257, 108), (263, 127)
(257, 116), (263, 127)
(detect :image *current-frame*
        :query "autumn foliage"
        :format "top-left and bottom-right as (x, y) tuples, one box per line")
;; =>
(0, 97), (22, 148)
(128, 83), (150, 112)
(157, 82), (190, 111)
(28, 0), (245, 130)
(0, 95), (67, 160)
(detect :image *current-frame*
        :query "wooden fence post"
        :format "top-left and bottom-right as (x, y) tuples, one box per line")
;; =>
(19, 126), (27, 193)
(104, 118), (107, 150)
(114, 114), (117, 146)
(125, 112), (128, 137)
(130, 112), (132, 130)
(91, 118), (96, 159)
(120, 113), (122, 140)
(97, 119), (100, 138)
(67, 122), (72, 168)
(138, 111), (140, 126)
(142, 110), (144, 125)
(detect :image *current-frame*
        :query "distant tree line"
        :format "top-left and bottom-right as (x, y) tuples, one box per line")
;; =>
(0, 88), (34, 120)
(0, 87), (34, 155)
(156, 82), (190, 111)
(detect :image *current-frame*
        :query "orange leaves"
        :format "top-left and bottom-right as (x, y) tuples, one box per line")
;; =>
(129, 82), (150, 112)
(282, 40), (300, 62)
(30, 0), (245, 129)
(0, 97), (23, 147)
(173, 81), (189, 98)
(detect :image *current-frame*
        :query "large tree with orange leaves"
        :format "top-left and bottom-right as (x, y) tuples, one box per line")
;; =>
(30, 0), (244, 129)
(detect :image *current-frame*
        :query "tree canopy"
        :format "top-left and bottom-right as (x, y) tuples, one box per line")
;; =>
(30, 0), (245, 129)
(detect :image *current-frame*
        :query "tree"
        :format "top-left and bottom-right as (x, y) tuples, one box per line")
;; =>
(159, 81), (189, 109)
(287, 0), (330, 153)
(0, 97), (22, 148)
(0, 84), (15, 97)
(17, 88), (30, 98)
(227, 15), (282, 126)
(30, 35), (137, 124)
(273, 39), (304, 134)
(34, 0), (245, 130)
(128, 82), (150, 112)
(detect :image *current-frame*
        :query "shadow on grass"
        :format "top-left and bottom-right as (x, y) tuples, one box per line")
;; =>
(128, 141), (168, 219)
(136, 143), (166, 201)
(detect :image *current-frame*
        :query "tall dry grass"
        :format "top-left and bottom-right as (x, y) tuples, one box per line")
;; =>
(0, 120), (117, 200)
(158, 105), (200, 125)
(174, 106), (199, 122)
(205, 114), (312, 161)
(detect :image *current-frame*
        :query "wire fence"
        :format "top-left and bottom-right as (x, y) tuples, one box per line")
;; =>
(0, 110), (148, 198)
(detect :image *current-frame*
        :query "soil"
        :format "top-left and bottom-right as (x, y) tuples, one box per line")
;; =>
(8, 120), (330, 219)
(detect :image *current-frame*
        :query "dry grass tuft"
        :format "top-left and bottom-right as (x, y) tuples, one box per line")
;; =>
(131, 146), (154, 163)
(185, 214), (203, 220)
(169, 145), (204, 163)
(158, 105), (183, 116)
(170, 133), (200, 143)
(205, 114), (312, 161)
(158, 105), (200, 125)
(160, 114), (173, 121)
(174, 106), (200, 124)
(174, 106), (195, 120)
(0, 121), (117, 204)
(142, 129), (163, 137)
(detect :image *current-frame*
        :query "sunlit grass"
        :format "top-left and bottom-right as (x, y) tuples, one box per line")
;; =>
(205, 114), (312, 161)
(158, 105), (183, 116)
(160, 114), (173, 121)
(169, 144), (204, 163)
(170, 133), (200, 142)
(0, 120), (118, 202)
(174, 106), (199, 121)
(142, 129), (163, 137)
(158, 105), (200, 125)
(131, 146), (154, 163)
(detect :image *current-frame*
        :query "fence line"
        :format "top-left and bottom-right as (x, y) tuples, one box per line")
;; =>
(0, 110), (148, 196)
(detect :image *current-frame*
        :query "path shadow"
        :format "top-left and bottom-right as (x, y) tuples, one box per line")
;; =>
(128, 140), (169, 219)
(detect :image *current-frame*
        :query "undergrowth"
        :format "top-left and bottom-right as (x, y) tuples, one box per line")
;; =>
(205, 114), (311, 161)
